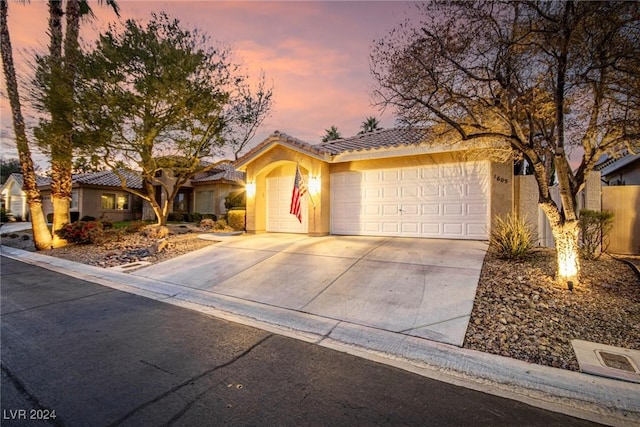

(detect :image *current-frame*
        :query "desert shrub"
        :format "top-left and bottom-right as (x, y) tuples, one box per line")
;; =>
(0, 207), (8, 223)
(490, 213), (533, 259)
(225, 191), (245, 210)
(56, 221), (104, 244)
(191, 212), (203, 223)
(579, 209), (614, 259)
(228, 209), (245, 231)
(141, 225), (170, 239)
(203, 213), (216, 220)
(199, 218), (215, 230)
(80, 215), (96, 221)
(126, 220), (147, 233)
(213, 218), (229, 231)
(100, 220), (114, 230)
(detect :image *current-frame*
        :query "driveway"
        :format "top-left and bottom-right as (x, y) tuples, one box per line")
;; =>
(132, 234), (488, 346)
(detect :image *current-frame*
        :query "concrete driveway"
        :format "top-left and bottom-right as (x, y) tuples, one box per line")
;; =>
(132, 234), (488, 346)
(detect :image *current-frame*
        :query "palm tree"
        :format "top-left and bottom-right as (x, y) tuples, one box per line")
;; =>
(2, 0), (119, 249)
(322, 125), (342, 142)
(1, 0), (53, 249)
(358, 116), (381, 134)
(42, 0), (119, 247)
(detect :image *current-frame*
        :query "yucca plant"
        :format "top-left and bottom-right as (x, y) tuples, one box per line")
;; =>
(490, 213), (534, 259)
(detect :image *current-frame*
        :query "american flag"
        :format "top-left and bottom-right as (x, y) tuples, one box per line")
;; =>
(290, 165), (307, 223)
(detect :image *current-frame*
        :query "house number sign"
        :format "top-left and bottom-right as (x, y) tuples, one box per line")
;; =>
(493, 174), (509, 184)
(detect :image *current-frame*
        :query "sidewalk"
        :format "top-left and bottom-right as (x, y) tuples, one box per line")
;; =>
(1, 244), (639, 426)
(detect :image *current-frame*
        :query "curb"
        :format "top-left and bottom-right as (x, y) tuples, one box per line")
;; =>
(2, 245), (639, 426)
(610, 255), (640, 281)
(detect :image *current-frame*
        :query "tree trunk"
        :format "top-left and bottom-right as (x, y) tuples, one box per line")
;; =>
(1, 0), (53, 250)
(550, 220), (581, 285)
(49, 0), (81, 247)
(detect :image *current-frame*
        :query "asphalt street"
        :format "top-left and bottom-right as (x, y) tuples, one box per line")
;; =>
(0, 256), (599, 426)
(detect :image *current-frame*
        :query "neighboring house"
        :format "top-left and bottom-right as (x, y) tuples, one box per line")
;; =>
(594, 152), (640, 186)
(40, 170), (145, 222)
(3, 164), (244, 223)
(141, 162), (246, 221)
(235, 128), (514, 239)
(595, 152), (640, 254)
(1, 174), (50, 221)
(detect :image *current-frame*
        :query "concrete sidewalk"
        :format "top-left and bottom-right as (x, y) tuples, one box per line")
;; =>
(1, 237), (639, 426)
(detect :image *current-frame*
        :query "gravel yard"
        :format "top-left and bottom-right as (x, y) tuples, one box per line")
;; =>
(2, 224), (639, 372)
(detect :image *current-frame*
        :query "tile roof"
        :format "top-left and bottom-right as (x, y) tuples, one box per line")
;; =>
(191, 163), (245, 184)
(595, 152), (640, 177)
(317, 128), (432, 155)
(19, 170), (144, 189)
(72, 170), (144, 189)
(5, 173), (51, 188)
(235, 128), (433, 167)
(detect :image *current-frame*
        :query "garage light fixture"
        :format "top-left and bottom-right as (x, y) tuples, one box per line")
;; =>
(246, 182), (256, 198)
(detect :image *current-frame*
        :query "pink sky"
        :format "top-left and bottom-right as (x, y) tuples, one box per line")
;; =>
(1, 1), (413, 167)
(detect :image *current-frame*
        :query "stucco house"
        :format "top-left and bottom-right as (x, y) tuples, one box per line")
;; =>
(235, 128), (514, 239)
(2, 163), (245, 224)
(141, 163), (245, 221)
(1, 174), (50, 221)
(595, 152), (640, 186)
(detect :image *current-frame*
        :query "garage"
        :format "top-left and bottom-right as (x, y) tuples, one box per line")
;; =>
(330, 162), (489, 239)
(266, 176), (308, 233)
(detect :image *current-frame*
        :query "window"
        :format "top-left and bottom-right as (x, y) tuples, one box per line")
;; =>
(101, 193), (129, 210)
(117, 195), (129, 210)
(101, 194), (115, 210)
(71, 190), (79, 210)
(195, 191), (214, 213)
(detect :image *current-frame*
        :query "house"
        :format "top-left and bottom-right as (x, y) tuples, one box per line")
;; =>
(1, 174), (50, 221)
(595, 152), (640, 186)
(2, 164), (246, 224)
(141, 162), (246, 221)
(40, 170), (145, 222)
(595, 152), (640, 254)
(235, 128), (514, 239)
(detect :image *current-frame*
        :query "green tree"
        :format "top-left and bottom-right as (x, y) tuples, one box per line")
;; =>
(371, 1), (640, 285)
(358, 116), (382, 134)
(75, 13), (265, 225)
(1, 158), (23, 184)
(322, 125), (342, 142)
(31, 0), (119, 247)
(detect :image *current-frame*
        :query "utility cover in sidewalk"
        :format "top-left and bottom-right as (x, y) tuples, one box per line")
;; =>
(572, 339), (640, 383)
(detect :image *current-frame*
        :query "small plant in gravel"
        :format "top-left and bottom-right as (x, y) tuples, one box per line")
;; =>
(490, 213), (533, 259)
(227, 209), (245, 231)
(200, 218), (215, 230)
(56, 221), (105, 244)
(214, 219), (229, 231)
(579, 209), (614, 259)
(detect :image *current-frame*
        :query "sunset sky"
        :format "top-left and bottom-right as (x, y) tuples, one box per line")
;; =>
(1, 0), (414, 167)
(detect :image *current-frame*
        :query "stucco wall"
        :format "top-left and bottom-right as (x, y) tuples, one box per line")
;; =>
(602, 185), (640, 254)
(244, 145), (330, 235)
(194, 183), (245, 218)
(243, 146), (512, 238)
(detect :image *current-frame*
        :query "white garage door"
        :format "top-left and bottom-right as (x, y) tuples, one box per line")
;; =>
(266, 176), (308, 233)
(331, 162), (489, 239)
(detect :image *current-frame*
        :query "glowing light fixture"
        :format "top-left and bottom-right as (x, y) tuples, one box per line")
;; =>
(308, 176), (321, 195)
(246, 182), (256, 198)
(557, 249), (578, 282)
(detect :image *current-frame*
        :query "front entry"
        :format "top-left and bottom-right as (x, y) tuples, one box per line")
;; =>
(266, 176), (308, 233)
